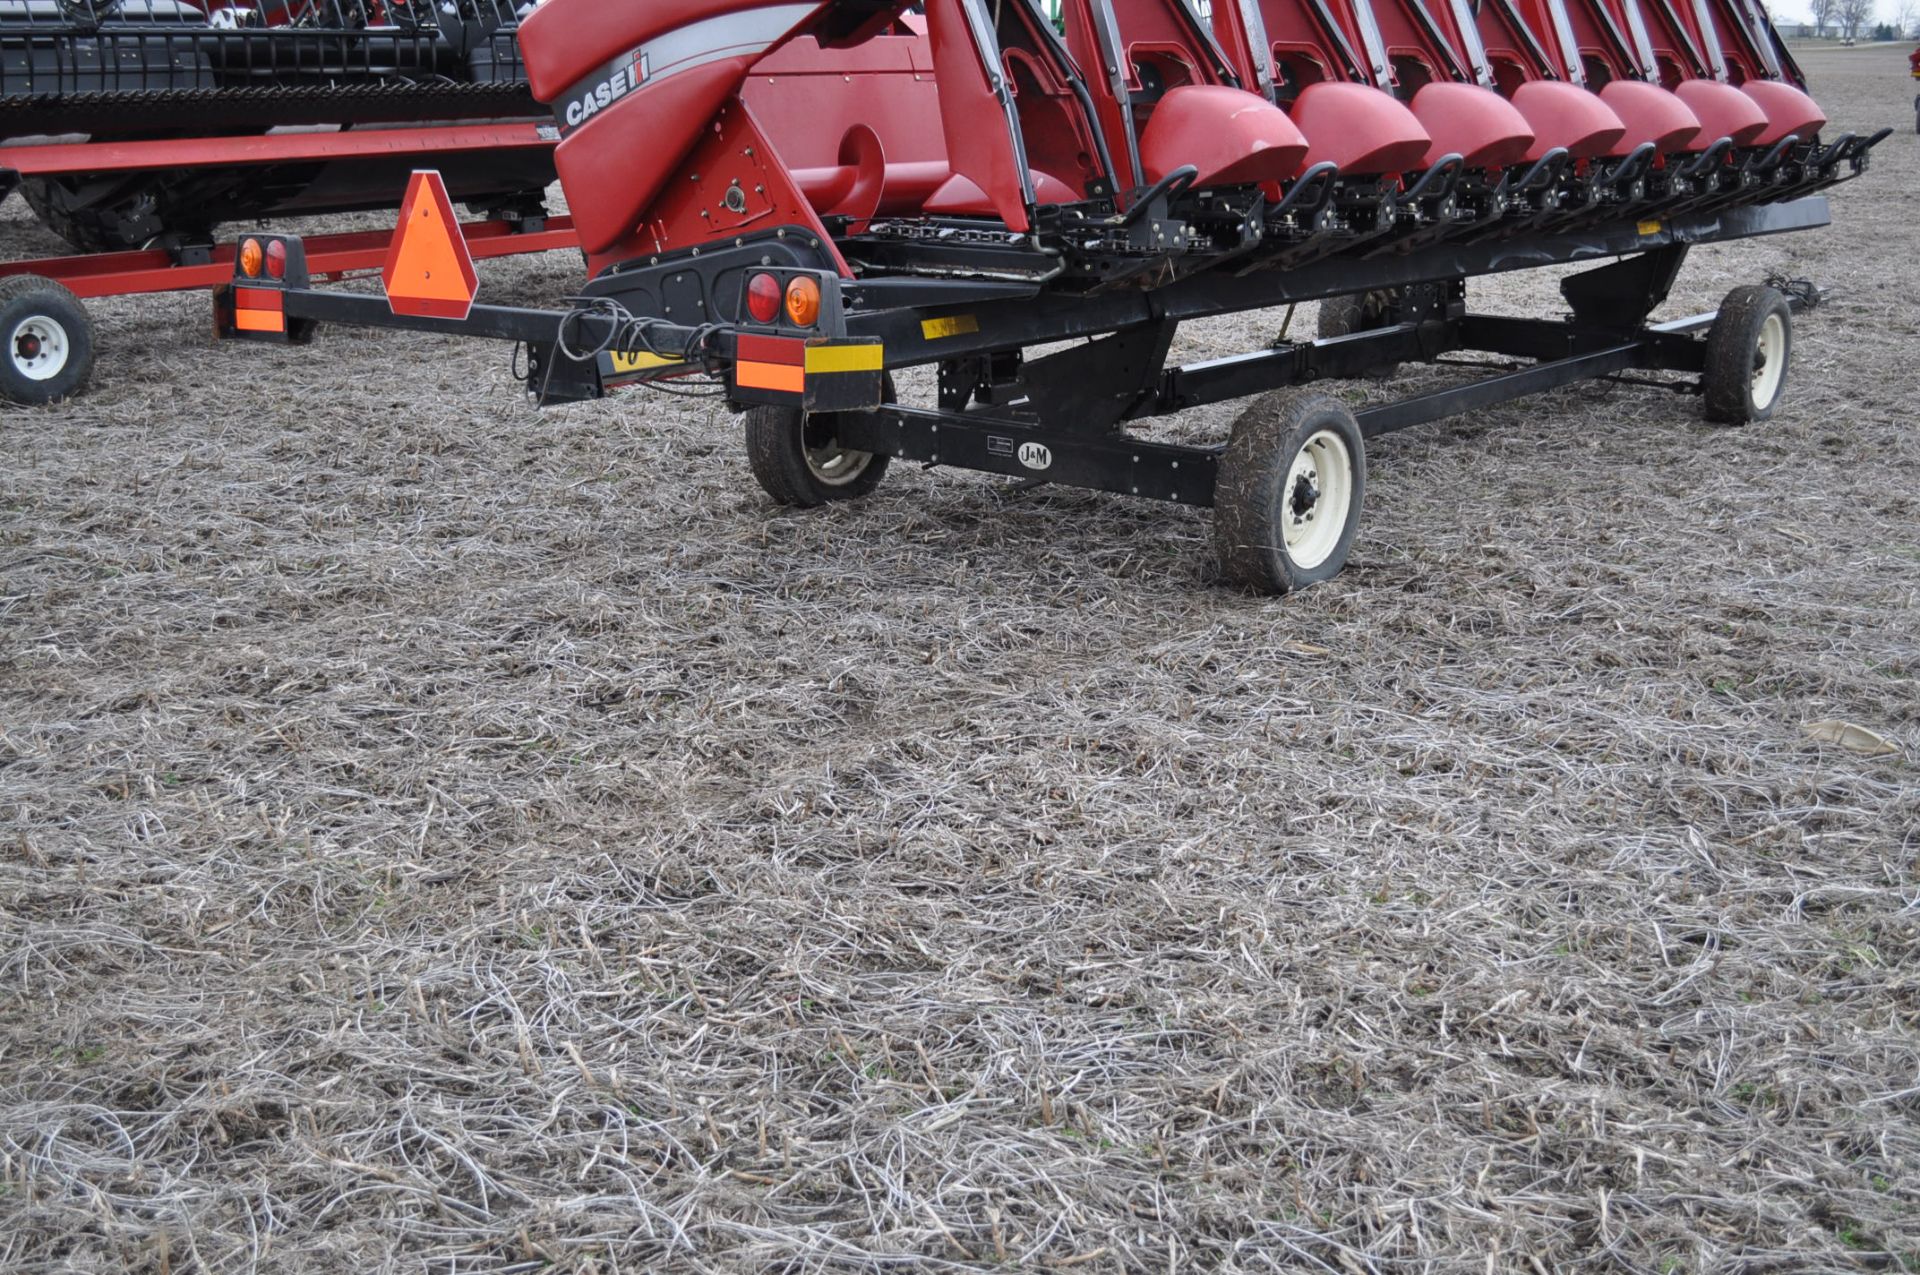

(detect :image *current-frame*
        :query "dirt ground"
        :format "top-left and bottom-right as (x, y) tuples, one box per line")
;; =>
(3, 41), (1916, 1275)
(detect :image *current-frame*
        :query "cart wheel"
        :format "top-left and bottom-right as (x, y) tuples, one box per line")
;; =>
(1316, 290), (1400, 380)
(1214, 388), (1367, 594)
(744, 378), (894, 507)
(0, 275), (93, 406)
(1702, 284), (1791, 425)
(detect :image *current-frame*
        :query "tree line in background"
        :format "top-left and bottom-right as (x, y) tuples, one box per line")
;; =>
(1806, 0), (1920, 40)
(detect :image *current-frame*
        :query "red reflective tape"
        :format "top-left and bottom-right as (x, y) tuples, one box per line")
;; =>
(234, 287), (283, 311)
(736, 333), (806, 366)
(736, 361), (805, 393)
(388, 295), (480, 320)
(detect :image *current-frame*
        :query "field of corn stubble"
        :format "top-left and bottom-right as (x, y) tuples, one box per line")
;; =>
(2, 39), (1917, 1275)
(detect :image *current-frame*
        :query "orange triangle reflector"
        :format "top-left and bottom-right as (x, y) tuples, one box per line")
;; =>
(383, 170), (479, 320)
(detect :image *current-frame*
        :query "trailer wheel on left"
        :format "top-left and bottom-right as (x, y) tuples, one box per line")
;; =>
(0, 275), (94, 405)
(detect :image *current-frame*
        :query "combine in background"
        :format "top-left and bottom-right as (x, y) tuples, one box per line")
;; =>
(1, 1), (544, 251)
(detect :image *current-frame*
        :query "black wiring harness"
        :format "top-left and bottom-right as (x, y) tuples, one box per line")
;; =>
(1763, 274), (1822, 311)
(522, 294), (733, 402)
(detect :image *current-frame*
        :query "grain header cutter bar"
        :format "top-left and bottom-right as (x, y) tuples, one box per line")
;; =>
(1, 1), (532, 136)
(197, 0), (1885, 593)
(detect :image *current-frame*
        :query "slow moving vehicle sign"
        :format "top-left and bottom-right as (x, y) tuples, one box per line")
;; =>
(383, 171), (479, 322)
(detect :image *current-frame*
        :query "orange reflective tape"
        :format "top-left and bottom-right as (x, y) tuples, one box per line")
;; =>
(233, 308), (285, 333)
(736, 361), (804, 393)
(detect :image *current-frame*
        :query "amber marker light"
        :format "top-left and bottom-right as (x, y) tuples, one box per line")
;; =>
(784, 276), (821, 328)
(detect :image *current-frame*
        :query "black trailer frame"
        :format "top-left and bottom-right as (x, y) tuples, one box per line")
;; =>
(214, 194), (1828, 591)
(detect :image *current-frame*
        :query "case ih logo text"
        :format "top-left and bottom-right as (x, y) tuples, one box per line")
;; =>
(564, 53), (645, 129)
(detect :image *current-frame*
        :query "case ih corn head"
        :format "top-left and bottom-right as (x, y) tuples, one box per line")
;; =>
(205, 0), (1885, 592)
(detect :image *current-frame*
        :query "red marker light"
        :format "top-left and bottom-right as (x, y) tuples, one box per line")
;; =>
(745, 272), (782, 324)
(265, 239), (287, 280)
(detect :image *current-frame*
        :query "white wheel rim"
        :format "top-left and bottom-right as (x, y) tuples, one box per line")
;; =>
(805, 440), (875, 487)
(1281, 428), (1354, 571)
(10, 316), (70, 382)
(1751, 311), (1785, 411)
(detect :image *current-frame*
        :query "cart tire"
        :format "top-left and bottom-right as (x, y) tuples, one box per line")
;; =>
(0, 275), (94, 405)
(1316, 291), (1400, 380)
(1703, 284), (1791, 425)
(745, 380), (894, 507)
(1214, 388), (1366, 594)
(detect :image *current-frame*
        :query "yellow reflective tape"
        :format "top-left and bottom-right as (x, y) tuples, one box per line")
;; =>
(804, 343), (884, 374)
(610, 350), (684, 374)
(921, 313), (980, 340)
(1637, 219), (1664, 236)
